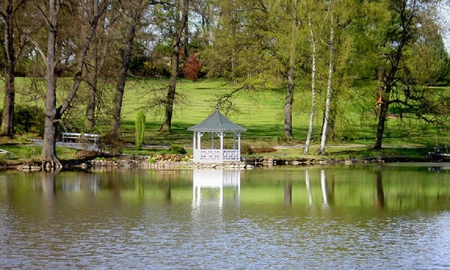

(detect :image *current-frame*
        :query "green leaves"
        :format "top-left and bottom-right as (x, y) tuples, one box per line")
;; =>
(135, 110), (146, 150)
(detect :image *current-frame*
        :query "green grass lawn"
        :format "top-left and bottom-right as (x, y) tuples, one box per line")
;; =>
(118, 78), (450, 149)
(1, 77), (450, 162)
(118, 78), (296, 146)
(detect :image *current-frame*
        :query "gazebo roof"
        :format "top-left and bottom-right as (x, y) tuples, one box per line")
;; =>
(188, 108), (246, 132)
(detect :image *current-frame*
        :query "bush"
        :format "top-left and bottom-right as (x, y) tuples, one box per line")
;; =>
(183, 54), (202, 82)
(14, 105), (45, 136)
(241, 143), (254, 155)
(135, 111), (146, 150)
(99, 133), (124, 155)
(169, 144), (187, 154)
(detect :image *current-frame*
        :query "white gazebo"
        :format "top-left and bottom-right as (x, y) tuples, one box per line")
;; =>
(188, 107), (246, 162)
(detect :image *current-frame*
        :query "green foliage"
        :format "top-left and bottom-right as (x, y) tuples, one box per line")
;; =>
(135, 111), (146, 150)
(13, 105), (45, 136)
(169, 144), (187, 154)
(405, 16), (450, 86)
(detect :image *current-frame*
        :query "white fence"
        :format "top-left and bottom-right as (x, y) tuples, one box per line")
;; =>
(194, 149), (241, 162)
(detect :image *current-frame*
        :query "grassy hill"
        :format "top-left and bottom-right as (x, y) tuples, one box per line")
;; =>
(119, 78), (298, 147)
(119, 79), (449, 149)
(1, 77), (449, 162)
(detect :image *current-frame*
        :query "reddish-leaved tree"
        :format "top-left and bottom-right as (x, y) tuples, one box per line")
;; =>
(183, 54), (202, 82)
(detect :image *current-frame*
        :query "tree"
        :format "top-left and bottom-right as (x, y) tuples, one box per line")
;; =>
(40, 0), (61, 169)
(305, 0), (359, 154)
(304, 8), (318, 155)
(284, 0), (301, 140)
(159, 0), (189, 133)
(373, 0), (429, 149)
(183, 53), (202, 82)
(203, 0), (269, 83)
(85, 1), (109, 132)
(0, 0), (27, 137)
(135, 110), (146, 149)
(318, 0), (335, 155)
(38, 0), (107, 169)
(204, 0), (300, 127)
(112, 0), (144, 137)
(406, 13), (450, 85)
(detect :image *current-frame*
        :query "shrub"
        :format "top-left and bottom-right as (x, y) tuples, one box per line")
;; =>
(99, 133), (123, 155)
(169, 144), (187, 154)
(14, 105), (45, 136)
(240, 143), (254, 155)
(135, 111), (146, 150)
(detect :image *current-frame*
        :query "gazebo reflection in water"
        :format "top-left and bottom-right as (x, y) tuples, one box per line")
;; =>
(192, 169), (241, 208)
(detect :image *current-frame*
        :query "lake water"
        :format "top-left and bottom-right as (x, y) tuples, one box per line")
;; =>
(1, 164), (450, 269)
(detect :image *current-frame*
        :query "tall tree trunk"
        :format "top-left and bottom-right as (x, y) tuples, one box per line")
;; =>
(159, 53), (178, 133)
(284, 0), (298, 140)
(374, 106), (388, 149)
(112, 22), (136, 137)
(304, 14), (317, 155)
(318, 2), (334, 155)
(86, 1), (100, 132)
(1, 0), (16, 137)
(41, 0), (61, 170)
(326, 97), (338, 140)
(374, 59), (398, 149)
(159, 0), (189, 133)
(284, 72), (294, 139)
(86, 63), (98, 132)
(374, 76), (392, 149)
(183, 11), (189, 60)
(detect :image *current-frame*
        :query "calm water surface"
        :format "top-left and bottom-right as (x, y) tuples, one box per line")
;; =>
(1, 164), (450, 269)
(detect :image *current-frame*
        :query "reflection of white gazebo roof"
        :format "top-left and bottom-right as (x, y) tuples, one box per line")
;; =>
(188, 107), (246, 163)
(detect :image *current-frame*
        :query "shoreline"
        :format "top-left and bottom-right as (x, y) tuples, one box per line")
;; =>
(8, 152), (446, 172)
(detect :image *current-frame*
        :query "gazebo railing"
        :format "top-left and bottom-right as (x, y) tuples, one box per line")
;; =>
(195, 149), (241, 162)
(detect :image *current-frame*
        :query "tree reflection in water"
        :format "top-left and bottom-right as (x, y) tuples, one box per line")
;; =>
(375, 170), (385, 209)
(41, 172), (56, 199)
(303, 169), (336, 207)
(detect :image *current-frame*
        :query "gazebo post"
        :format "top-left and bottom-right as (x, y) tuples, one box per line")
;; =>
(238, 133), (241, 151)
(199, 132), (203, 150)
(193, 131), (197, 150)
(220, 131), (224, 162)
